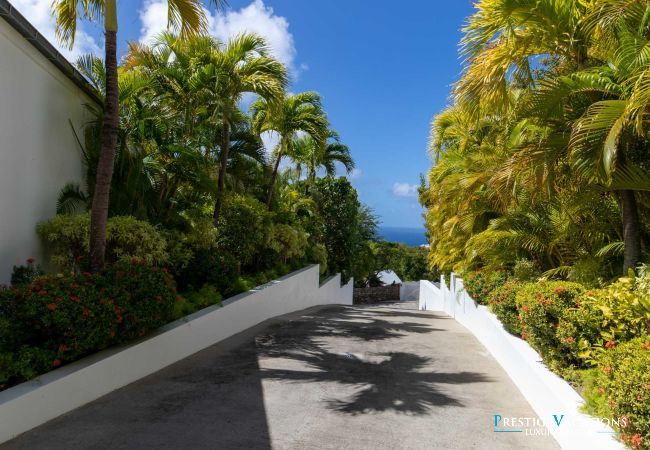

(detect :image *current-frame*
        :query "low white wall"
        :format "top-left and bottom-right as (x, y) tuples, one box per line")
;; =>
(420, 275), (624, 450)
(400, 281), (420, 301)
(0, 264), (352, 444)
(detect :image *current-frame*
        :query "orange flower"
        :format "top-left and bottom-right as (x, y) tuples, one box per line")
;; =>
(26, 258), (35, 264)
(605, 341), (616, 349)
(566, 336), (575, 344)
(631, 434), (642, 448)
(82, 308), (91, 317)
(642, 341), (649, 350)
(521, 332), (528, 340)
(58, 344), (68, 353)
(52, 359), (61, 367)
(603, 366), (612, 375)
(47, 303), (57, 311)
(521, 305), (530, 312)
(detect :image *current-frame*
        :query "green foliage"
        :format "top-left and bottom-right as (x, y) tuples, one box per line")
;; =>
(37, 214), (168, 273)
(268, 224), (308, 263)
(0, 261), (176, 387)
(173, 285), (222, 320)
(512, 259), (540, 282)
(463, 269), (509, 305)
(311, 177), (377, 283)
(487, 280), (522, 335)
(516, 281), (585, 367)
(305, 243), (328, 274)
(216, 194), (270, 266)
(10, 259), (44, 286)
(368, 241), (438, 282)
(177, 249), (239, 294)
(584, 338), (650, 449)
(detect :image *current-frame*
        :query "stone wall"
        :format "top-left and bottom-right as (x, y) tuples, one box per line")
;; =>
(353, 284), (401, 304)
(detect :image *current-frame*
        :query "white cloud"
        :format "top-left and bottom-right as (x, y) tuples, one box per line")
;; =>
(10, 0), (101, 61)
(348, 168), (362, 180)
(139, 0), (300, 76)
(392, 182), (419, 198)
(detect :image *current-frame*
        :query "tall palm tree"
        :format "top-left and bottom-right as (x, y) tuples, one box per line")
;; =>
(52, 0), (222, 271)
(202, 33), (288, 224)
(293, 132), (354, 194)
(250, 91), (329, 209)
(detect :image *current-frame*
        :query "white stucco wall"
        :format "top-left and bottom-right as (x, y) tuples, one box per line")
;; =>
(0, 17), (92, 283)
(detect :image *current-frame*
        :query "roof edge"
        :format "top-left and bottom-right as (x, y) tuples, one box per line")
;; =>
(0, 0), (102, 105)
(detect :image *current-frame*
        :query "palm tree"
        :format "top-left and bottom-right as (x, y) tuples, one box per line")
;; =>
(293, 132), (354, 194)
(52, 0), (222, 271)
(201, 33), (288, 224)
(250, 91), (329, 209)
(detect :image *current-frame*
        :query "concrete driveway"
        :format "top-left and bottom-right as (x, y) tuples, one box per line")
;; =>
(3, 302), (558, 449)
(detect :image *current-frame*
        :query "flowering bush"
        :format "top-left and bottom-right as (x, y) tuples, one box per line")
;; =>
(516, 281), (585, 367)
(10, 258), (44, 286)
(0, 260), (176, 388)
(487, 280), (522, 335)
(463, 269), (509, 305)
(585, 337), (650, 449)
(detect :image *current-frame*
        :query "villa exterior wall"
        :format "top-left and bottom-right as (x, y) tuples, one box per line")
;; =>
(0, 15), (94, 283)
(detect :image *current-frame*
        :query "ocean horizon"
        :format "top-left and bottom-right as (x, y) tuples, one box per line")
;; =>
(378, 226), (428, 246)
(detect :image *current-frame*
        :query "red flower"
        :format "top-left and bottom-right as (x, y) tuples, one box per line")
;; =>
(26, 258), (35, 264)
(116, 314), (123, 323)
(566, 336), (575, 344)
(47, 303), (57, 311)
(521, 305), (530, 312)
(597, 387), (605, 395)
(70, 295), (79, 303)
(642, 341), (649, 350)
(39, 290), (47, 296)
(82, 308), (91, 317)
(603, 366), (612, 375)
(631, 434), (642, 448)
(58, 344), (68, 353)
(605, 341), (616, 349)
(82, 272), (92, 277)
(553, 287), (566, 295)
(52, 359), (61, 367)
(109, 330), (116, 338)
(521, 332), (528, 340)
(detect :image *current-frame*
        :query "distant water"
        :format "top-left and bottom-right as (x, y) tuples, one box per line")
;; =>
(378, 226), (428, 246)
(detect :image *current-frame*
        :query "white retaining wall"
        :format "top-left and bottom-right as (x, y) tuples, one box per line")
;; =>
(419, 275), (624, 450)
(400, 281), (420, 301)
(0, 265), (352, 444)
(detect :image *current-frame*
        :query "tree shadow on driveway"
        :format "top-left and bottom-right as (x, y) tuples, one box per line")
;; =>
(255, 306), (493, 416)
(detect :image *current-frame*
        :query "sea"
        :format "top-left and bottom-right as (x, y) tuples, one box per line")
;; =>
(378, 226), (428, 247)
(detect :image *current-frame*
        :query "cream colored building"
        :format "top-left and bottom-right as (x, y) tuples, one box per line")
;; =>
(0, 2), (100, 283)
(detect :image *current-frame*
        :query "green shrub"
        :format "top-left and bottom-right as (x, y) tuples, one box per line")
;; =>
(177, 249), (238, 292)
(585, 337), (650, 449)
(516, 281), (585, 367)
(512, 259), (540, 282)
(305, 243), (328, 274)
(267, 224), (308, 263)
(10, 258), (44, 286)
(487, 280), (522, 335)
(37, 214), (168, 273)
(556, 304), (602, 366)
(173, 285), (222, 320)
(463, 269), (509, 305)
(216, 194), (270, 266)
(0, 261), (176, 388)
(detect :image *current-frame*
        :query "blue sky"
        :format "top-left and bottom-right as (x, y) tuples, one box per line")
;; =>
(12, 0), (475, 228)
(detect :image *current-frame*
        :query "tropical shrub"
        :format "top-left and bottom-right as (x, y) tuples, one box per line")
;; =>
(512, 259), (540, 282)
(463, 269), (509, 305)
(305, 242), (328, 274)
(487, 280), (522, 335)
(216, 194), (270, 266)
(516, 281), (585, 367)
(267, 224), (308, 263)
(10, 258), (44, 286)
(0, 261), (176, 387)
(37, 214), (168, 272)
(585, 337), (650, 449)
(173, 285), (222, 320)
(176, 249), (239, 293)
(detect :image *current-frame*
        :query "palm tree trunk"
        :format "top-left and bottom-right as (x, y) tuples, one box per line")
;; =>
(213, 121), (230, 224)
(620, 189), (641, 273)
(89, 5), (118, 272)
(266, 153), (282, 209)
